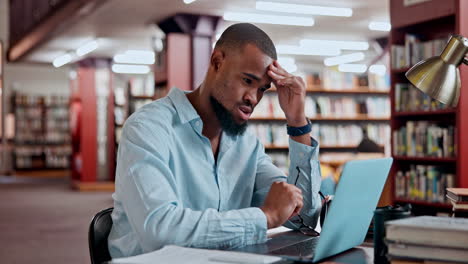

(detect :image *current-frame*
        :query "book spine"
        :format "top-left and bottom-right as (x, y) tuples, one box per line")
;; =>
(395, 165), (454, 203)
(393, 122), (455, 158)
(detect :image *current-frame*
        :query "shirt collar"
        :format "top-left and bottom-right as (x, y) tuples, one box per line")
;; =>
(167, 88), (200, 124)
(167, 87), (237, 151)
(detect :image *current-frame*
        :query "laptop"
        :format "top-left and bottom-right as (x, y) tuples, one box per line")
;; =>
(236, 158), (393, 263)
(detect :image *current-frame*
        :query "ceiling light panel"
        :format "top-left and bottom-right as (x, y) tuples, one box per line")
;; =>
(112, 64), (151, 74)
(76, 40), (99, 57)
(300, 39), (369, 51)
(223, 12), (314, 26)
(256, 1), (352, 17)
(277, 45), (340, 56)
(113, 50), (155, 65)
(53, 53), (72, 68)
(369, 21), (391, 31)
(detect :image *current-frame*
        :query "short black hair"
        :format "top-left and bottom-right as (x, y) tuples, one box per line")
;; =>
(214, 23), (277, 60)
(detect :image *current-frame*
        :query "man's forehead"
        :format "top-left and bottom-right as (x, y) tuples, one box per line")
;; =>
(237, 44), (274, 81)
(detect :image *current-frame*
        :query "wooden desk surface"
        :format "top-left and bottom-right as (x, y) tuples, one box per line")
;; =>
(235, 229), (374, 264)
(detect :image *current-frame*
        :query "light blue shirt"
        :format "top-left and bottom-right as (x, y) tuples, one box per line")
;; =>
(108, 88), (322, 258)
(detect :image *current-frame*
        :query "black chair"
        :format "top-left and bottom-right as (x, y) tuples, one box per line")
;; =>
(89, 207), (114, 264)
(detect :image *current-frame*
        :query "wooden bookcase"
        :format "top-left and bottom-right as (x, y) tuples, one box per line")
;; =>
(13, 92), (72, 176)
(387, 0), (468, 214)
(251, 86), (390, 152)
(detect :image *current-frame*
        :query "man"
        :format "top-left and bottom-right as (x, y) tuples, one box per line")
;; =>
(108, 23), (322, 258)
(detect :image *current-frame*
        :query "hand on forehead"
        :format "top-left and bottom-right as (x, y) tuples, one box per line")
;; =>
(268, 60), (292, 81)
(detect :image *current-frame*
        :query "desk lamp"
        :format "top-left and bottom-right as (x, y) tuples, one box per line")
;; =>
(406, 35), (468, 107)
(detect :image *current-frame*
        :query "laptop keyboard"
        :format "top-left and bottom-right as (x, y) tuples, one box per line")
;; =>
(269, 236), (319, 258)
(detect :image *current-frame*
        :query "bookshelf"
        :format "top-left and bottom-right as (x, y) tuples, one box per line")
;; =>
(388, 0), (468, 213)
(249, 69), (390, 173)
(251, 115), (389, 122)
(13, 93), (71, 174)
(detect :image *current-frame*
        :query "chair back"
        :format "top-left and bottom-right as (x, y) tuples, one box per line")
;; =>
(89, 207), (113, 264)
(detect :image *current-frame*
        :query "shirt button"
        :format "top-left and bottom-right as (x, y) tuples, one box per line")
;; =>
(195, 121), (201, 126)
(299, 152), (304, 157)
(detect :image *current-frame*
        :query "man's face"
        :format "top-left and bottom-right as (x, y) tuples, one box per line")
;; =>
(210, 44), (273, 136)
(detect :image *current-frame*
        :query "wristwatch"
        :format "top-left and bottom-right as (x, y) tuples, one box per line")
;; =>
(286, 119), (312, 136)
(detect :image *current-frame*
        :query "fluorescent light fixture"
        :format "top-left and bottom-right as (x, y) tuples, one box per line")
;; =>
(223, 12), (314, 26)
(277, 45), (340, 56)
(53, 53), (72, 68)
(369, 21), (391, 31)
(300, 39), (369, 51)
(369, 64), (387, 76)
(324, 52), (365, 66)
(183, 0), (197, 4)
(76, 40), (98, 57)
(277, 57), (297, 73)
(112, 64), (151, 74)
(338, 64), (368, 73)
(256, 1), (352, 17)
(113, 50), (155, 65)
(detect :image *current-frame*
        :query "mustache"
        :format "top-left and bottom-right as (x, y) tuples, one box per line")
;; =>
(239, 102), (254, 111)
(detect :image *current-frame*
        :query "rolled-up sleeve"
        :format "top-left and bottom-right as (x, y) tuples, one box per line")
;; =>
(114, 121), (268, 254)
(251, 137), (322, 229)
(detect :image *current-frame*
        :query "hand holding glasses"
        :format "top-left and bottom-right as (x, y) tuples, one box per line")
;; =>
(292, 167), (331, 237)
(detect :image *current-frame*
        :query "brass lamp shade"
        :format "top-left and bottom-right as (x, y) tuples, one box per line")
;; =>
(406, 35), (468, 107)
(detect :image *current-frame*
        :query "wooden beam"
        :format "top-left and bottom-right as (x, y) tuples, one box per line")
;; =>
(7, 0), (107, 62)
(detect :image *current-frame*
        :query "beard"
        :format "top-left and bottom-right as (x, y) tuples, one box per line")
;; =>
(210, 96), (248, 137)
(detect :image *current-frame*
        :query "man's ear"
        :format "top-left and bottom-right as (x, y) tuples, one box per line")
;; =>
(211, 49), (225, 72)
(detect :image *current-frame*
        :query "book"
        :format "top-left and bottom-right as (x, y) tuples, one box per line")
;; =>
(110, 245), (281, 264)
(386, 216), (468, 249)
(448, 200), (468, 210)
(446, 188), (468, 202)
(391, 258), (461, 264)
(394, 165), (454, 203)
(387, 242), (468, 263)
(392, 121), (456, 158)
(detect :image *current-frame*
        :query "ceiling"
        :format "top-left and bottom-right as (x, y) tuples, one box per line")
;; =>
(23, 0), (390, 69)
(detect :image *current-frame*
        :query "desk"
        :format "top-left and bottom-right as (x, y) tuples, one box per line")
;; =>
(234, 229), (373, 264)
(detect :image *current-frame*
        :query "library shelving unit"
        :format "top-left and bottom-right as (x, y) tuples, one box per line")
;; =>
(251, 85), (390, 148)
(249, 83), (390, 173)
(388, 0), (468, 214)
(13, 93), (72, 177)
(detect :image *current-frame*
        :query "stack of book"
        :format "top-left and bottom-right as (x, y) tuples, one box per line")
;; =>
(446, 188), (468, 218)
(386, 216), (468, 263)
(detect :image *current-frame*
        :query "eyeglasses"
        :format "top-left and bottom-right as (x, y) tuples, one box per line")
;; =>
(293, 166), (328, 237)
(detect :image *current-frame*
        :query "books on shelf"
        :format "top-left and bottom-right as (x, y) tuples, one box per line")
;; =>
(268, 153), (289, 174)
(391, 35), (448, 70)
(394, 83), (448, 112)
(321, 68), (389, 91)
(14, 93), (71, 170)
(386, 216), (468, 263)
(248, 123), (389, 148)
(392, 121), (455, 157)
(252, 94), (390, 119)
(394, 165), (455, 203)
(129, 74), (155, 97)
